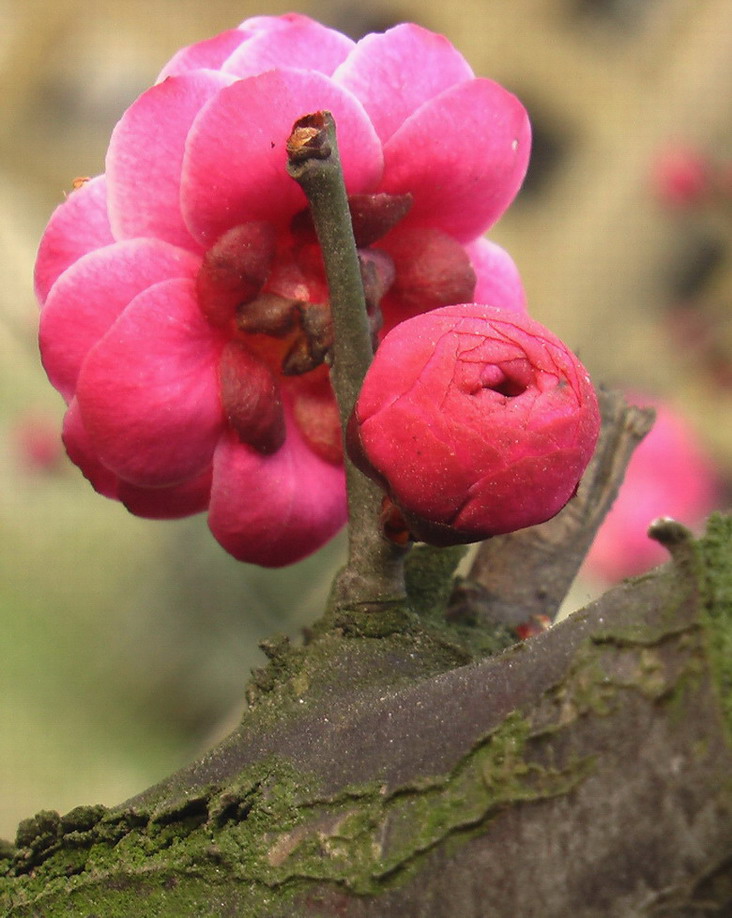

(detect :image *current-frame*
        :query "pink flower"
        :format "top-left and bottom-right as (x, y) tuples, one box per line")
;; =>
(348, 304), (600, 545)
(12, 414), (65, 474)
(585, 396), (720, 581)
(651, 146), (710, 208)
(35, 14), (530, 566)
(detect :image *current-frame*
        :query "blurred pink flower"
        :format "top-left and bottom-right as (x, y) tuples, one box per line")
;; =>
(12, 415), (65, 474)
(651, 146), (709, 208)
(35, 14), (531, 566)
(585, 396), (720, 581)
(348, 304), (600, 546)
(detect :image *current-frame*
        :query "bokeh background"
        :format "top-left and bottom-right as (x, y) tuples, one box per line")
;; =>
(1, 0), (730, 839)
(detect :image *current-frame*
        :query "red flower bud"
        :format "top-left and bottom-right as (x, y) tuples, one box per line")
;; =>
(348, 304), (600, 545)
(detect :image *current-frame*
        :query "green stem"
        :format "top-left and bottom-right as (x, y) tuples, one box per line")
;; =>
(286, 111), (408, 613)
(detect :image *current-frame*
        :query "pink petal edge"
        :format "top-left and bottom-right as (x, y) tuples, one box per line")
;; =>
(156, 16), (313, 81)
(35, 176), (113, 305)
(381, 78), (531, 242)
(40, 239), (200, 402)
(106, 70), (235, 249)
(466, 237), (528, 313)
(333, 23), (474, 144)
(181, 69), (383, 246)
(221, 17), (354, 79)
(76, 277), (226, 488)
(208, 416), (347, 567)
(156, 30), (250, 81)
(62, 399), (119, 499)
(64, 398), (212, 518)
(118, 469), (213, 519)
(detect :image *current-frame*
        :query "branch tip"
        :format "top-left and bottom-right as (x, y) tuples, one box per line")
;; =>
(286, 111), (332, 166)
(648, 517), (694, 552)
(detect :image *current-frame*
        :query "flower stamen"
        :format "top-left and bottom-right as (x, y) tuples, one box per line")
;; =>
(196, 222), (277, 328)
(219, 340), (286, 454)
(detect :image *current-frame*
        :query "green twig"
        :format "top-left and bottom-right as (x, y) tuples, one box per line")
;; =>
(286, 111), (408, 613)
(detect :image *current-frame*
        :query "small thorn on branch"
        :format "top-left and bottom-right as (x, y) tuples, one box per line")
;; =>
(647, 516), (703, 575)
(648, 517), (693, 548)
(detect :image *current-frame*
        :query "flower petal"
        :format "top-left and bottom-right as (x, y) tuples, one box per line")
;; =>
(221, 16), (354, 79)
(76, 277), (226, 487)
(118, 469), (212, 519)
(64, 398), (212, 517)
(40, 239), (200, 402)
(208, 415), (346, 566)
(156, 30), (249, 80)
(182, 69), (382, 245)
(106, 70), (235, 249)
(334, 24), (473, 144)
(460, 448), (589, 534)
(62, 399), (119, 499)
(466, 237), (527, 313)
(64, 397), (212, 518)
(34, 176), (113, 304)
(380, 79), (531, 242)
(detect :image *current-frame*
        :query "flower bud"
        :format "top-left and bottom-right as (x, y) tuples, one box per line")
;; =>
(348, 304), (600, 545)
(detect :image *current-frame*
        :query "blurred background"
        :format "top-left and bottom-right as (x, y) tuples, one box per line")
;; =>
(1, 0), (730, 839)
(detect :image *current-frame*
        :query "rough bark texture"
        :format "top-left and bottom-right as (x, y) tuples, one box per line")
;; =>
(2, 397), (731, 918)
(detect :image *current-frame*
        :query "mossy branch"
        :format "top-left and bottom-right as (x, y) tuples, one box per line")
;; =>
(4, 516), (732, 916)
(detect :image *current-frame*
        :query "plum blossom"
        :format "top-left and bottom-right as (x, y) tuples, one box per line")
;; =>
(651, 146), (710, 208)
(585, 396), (720, 581)
(348, 304), (600, 546)
(35, 14), (531, 566)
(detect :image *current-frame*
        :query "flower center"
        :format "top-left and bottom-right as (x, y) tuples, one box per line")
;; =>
(480, 360), (533, 398)
(195, 194), (413, 462)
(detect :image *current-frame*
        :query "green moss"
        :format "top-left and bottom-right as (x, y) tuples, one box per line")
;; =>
(0, 838), (15, 871)
(1, 709), (593, 916)
(405, 544), (468, 620)
(543, 575), (713, 731)
(552, 513), (732, 744)
(244, 542), (512, 712)
(697, 513), (732, 737)
(5, 516), (732, 915)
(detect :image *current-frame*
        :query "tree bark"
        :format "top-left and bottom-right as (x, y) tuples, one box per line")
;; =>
(2, 398), (731, 918)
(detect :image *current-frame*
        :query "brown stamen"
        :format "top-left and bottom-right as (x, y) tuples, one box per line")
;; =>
(348, 192), (413, 247)
(236, 292), (300, 338)
(219, 340), (286, 454)
(281, 302), (334, 376)
(197, 222), (276, 328)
